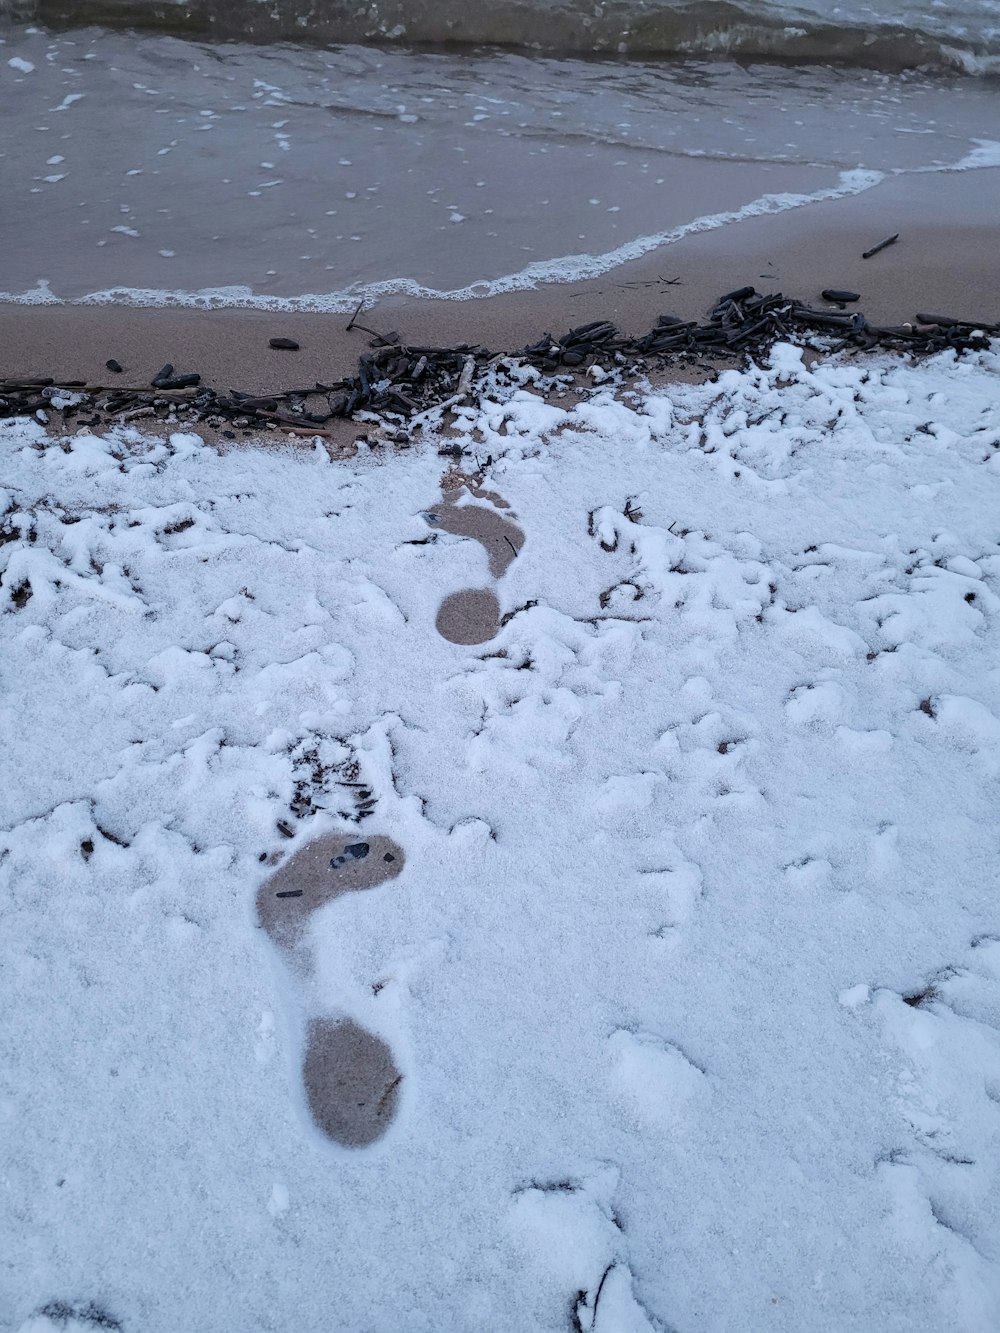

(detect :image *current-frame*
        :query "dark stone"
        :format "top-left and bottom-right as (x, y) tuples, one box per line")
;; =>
(155, 373), (201, 389)
(717, 285), (756, 304)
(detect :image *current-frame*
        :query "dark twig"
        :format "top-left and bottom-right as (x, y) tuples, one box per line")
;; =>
(344, 300), (399, 347)
(593, 1264), (615, 1317)
(862, 233), (899, 259)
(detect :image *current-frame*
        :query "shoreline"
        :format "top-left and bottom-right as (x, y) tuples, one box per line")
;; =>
(2, 167), (998, 395)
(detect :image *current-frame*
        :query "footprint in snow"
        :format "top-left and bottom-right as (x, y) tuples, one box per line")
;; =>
(426, 471), (524, 645)
(257, 831), (405, 1148)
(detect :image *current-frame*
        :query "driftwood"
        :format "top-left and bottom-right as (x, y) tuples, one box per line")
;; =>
(861, 234), (899, 259)
(1, 288), (995, 438)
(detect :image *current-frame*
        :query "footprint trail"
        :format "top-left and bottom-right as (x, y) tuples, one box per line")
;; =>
(256, 467), (524, 1147)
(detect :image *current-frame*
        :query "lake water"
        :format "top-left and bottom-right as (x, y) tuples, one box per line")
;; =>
(1, 6), (998, 311)
(9, 0), (1000, 69)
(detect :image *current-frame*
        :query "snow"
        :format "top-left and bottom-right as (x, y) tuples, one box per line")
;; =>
(2, 340), (1000, 1331)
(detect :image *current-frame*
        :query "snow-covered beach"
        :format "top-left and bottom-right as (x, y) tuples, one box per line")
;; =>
(3, 338), (1000, 1330)
(5, 0), (1000, 1323)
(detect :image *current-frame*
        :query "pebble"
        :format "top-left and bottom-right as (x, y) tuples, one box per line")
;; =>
(329, 841), (371, 869)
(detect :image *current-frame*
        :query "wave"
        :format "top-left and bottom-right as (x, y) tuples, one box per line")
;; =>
(6, 0), (999, 74)
(0, 168), (887, 312)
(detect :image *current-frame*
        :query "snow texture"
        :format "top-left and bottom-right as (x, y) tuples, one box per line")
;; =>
(2, 340), (1000, 1331)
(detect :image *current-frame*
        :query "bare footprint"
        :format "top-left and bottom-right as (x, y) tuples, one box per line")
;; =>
(430, 501), (524, 578)
(257, 831), (404, 953)
(257, 831), (405, 1147)
(428, 475), (524, 645)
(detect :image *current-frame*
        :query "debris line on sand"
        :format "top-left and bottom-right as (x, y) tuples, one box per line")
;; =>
(2, 287), (995, 437)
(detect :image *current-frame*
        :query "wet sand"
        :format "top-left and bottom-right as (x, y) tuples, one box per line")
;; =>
(2, 168), (997, 393)
(302, 1017), (402, 1149)
(258, 831), (405, 1148)
(435, 589), (502, 645)
(257, 831), (404, 951)
(430, 503), (524, 580)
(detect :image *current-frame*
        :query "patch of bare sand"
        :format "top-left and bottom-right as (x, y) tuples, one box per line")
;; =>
(431, 498), (524, 579)
(3, 167), (996, 397)
(257, 832), (404, 954)
(303, 1017), (403, 1150)
(435, 588), (501, 645)
(258, 831), (405, 1148)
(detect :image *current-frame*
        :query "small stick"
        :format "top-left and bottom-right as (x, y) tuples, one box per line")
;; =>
(345, 300), (399, 346)
(269, 421), (338, 441)
(593, 1264), (615, 1316)
(377, 1074), (403, 1115)
(229, 397), (279, 412)
(914, 313), (959, 327)
(862, 233), (899, 259)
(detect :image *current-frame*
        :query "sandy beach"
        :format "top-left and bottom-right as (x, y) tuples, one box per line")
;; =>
(4, 334), (1000, 1332)
(3, 167), (996, 394)
(4, 8), (1000, 1332)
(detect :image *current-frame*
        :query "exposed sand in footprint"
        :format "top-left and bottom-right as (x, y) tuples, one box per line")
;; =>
(435, 588), (501, 645)
(432, 501), (524, 578)
(303, 1017), (402, 1149)
(257, 832), (406, 1147)
(257, 831), (404, 953)
(428, 476), (521, 645)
